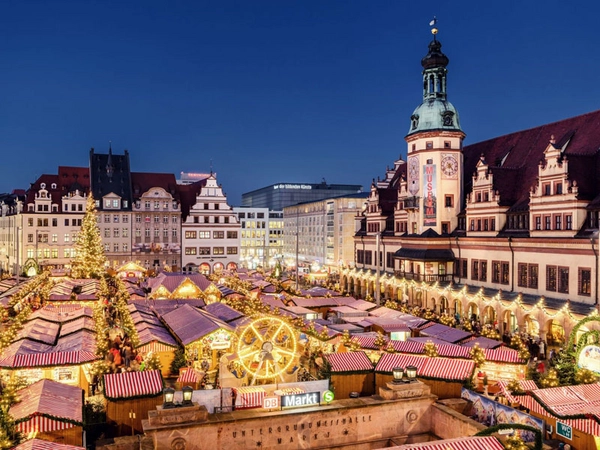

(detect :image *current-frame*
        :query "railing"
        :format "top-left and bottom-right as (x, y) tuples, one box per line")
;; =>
(393, 271), (452, 282)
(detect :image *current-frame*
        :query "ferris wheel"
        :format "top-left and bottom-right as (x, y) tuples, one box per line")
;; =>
(237, 316), (297, 384)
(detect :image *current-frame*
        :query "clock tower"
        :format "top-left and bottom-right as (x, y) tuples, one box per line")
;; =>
(404, 26), (465, 235)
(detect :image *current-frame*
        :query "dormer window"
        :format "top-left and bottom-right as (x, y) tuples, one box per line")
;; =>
(51, 183), (57, 189)
(40, 183), (46, 189)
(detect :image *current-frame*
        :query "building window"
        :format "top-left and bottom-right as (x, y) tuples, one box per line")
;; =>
(492, 261), (501, 283)
(227, 247), (238, 255)
(214, 231), (224, 239)
(426, 141), (433, 149)
(113, 243), (119, 252)
(565, 215), (572, 230)
(501, 262), (510, 285)
(113, 229), (120, 238)
(213, 247), (224, 255)
(185, 231), (197, 239)
(579, 268), (592, 296)
(555, 215), (561, 230)
(547, 266), (557, 291)
(558, 266), (569, 294)
(544, 216), (551, 230)
(480, 261), (487, 281)
(227, 231), (238, 239)
(104, 214), (110, 223)
(104, 229), (110, 238)
(199, 231), (210, 239)
(185, 247), (197, 255)
(535, 216), (541, 230)
(543, 183), (551, 195)
(471, 260), (479, 281)
(445, 195), (453, 208)
(114, 215), (119, 223)
(199, 247), (210, 255)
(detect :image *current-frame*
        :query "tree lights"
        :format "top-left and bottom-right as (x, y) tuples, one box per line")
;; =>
(71, 194), (107, 279)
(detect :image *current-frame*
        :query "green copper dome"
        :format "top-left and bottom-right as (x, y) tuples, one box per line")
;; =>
(407, 38), (463, 136)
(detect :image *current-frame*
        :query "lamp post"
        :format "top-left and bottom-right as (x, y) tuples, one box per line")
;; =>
(392, 367), (404, 384)
(162, 387), (175, 409)
(405, 365), (418, 383)
(182, 386), (193, 406)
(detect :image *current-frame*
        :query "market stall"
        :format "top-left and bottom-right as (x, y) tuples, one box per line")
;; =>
(13, 439), (85, 450)
(324, 351), (375, 399)
(10, 379), (83, 446)
(234, 386), (266, 409)
(104, 369), (164, 435)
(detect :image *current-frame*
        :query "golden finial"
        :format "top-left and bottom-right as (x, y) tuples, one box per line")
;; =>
(429, 16), (438, 36)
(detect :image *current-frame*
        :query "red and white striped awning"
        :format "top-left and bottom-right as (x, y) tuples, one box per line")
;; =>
(375, 353), (428, 374)
(137, 341), (177, 354)
(421, 358), (475, 381)
(484, 347), (524, 363)
(517, 395), (600, 436)
(389, 340), (425, 354)
(0, 350), (98, 368)
(234, 386), (265, 409)
(351, 335), (386, 350)
(437, 343), (471, 359)
(376, 353), (474, 381)
(496, 379), (538, 404)
(325, 352), (374, 373)
(16, 415), (76, 434)
(13, 438), (85, 450)
(104, 369), (163, 400)
(177, 368), (202, 383)
(279, 387), (306, 395)
(397, 435), (504, 450)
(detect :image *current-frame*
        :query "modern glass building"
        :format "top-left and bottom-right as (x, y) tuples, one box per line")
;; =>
(241, 181), (363, 210)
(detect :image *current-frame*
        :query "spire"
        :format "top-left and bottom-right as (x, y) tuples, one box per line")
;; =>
(106, 141), (114, 180)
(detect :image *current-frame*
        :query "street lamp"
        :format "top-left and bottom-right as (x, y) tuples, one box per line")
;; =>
(392, 367), (404, 384)
(182, 386), (193, 406)
(162, 387), (175, 409)
(405, 365), (418, 383)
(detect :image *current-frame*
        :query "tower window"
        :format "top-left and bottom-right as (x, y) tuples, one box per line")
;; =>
(444, 141), (451, 148)
(426, 142), (433, 149)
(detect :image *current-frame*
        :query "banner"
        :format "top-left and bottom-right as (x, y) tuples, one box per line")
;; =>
(461, 388), (544, 442)
(423, 164), (437, 227)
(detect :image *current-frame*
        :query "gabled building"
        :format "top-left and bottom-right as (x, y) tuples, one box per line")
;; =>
(181, 173), (241, 274)
(346, 29), (600, 346)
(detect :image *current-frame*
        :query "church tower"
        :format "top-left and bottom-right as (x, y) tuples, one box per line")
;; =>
(404, 24), (465, 235)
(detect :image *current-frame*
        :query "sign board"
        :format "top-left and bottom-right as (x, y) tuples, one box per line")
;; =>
(322, 390), (335, 403)
(557, 421), (572, 440)
(498, 428), (514, 435)
(281, 391), (320, 409)
(263, 396), (279, 409)
(578, 344), (600, 374)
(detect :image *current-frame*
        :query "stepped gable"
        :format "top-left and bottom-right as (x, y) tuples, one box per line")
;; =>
(463, 109), (600, 209)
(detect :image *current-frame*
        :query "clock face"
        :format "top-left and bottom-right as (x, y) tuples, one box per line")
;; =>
(441, 154), (459, 178)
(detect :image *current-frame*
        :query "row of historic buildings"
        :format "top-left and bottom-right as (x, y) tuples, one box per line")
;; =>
(0, 151), (366, 275)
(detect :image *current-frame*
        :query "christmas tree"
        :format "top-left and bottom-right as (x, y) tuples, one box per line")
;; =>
(71, 193), (107, 279)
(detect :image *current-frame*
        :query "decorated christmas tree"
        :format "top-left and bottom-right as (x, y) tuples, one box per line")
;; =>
(424, 340), (439, 357)
(71, 193), (107, 279)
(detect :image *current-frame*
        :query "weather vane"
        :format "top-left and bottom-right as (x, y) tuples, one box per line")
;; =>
(429, 16), (438, 37)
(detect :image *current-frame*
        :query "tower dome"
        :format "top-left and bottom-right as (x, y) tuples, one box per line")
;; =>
(407, 36), (462, 136)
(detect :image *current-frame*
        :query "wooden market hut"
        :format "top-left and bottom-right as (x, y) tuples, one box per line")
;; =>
(392, 436), (505, 450)
(0, 305), (99, 394)
(104, 369), (164, 435)
(160, 304), (234, 376)
(323, 351), (375, 399)
(128, 302), (179, 377)
(375, 353), (475, 399)
(13, 439), (85, 450)
(116, 261), (147, 279)
(10, 379), (84, 446)
(146, 272), (220, 302)
(514, 382), (600, 450)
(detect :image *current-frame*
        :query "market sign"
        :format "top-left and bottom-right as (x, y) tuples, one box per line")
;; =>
(557, 421), (572, 440)
(322, 390), (334, 403)
(263, 396), (279, 409)
(578, 344), (600, 374)
(209, 331), (232, 350)
(281, 391), (320, 409)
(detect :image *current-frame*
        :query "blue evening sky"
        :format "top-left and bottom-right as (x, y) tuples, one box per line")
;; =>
(0, 1), (598, 205)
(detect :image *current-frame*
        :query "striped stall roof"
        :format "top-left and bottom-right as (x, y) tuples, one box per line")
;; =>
(104, 369), (164, 400)
(484, 347), (524, 363)
(13, 439), (85, 450)
(375, 353), (428, 374)
(279, 387), (306, 395)
(177, 368), (202, 383)
(17, 416), (76, 434)
(351, 335), (386, 350)
(421, 358), (475, 381)
(376, 353), (473, 381)
(396, 436), (504, 450)
(234, 386), (265, 409)
(325, 352), (374, 373)
(517, 394), (600, 436)
(436, 342), (471, 359)
(10, 379), (83, 427)
(0, 350), (98, 368)
(496, 379), (538, 404)
(389, 340), (426, 354)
